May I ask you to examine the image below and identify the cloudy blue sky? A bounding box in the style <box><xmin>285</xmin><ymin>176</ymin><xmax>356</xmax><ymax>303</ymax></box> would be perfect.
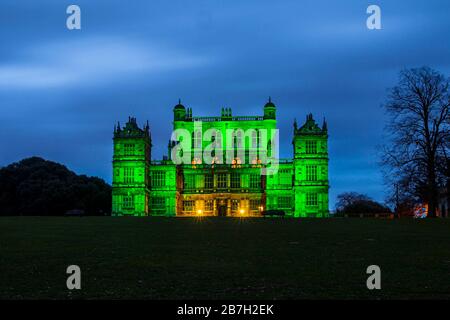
<box><xmin>0</xmin><ymin>0</ymin><xmax>449</xmax><ymax>208</ymax></box>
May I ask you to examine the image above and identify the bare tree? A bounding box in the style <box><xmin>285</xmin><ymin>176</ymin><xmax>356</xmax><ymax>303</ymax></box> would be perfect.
<box><xmin>381</xmin><ymin>67</ymin><xmax>450</xmax><ymax>217</ymax></box>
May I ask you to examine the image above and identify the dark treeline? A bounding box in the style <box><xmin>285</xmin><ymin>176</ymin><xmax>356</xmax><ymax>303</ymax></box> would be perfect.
<box><xmin>335</xmin><ymin>192</ymin><xmax>391</xmax><ymax>217</ymax></box>
<box><xmin>0</xmin><ymin>157</ymin><xmax>111</xmax><ymax>216</ymax></box>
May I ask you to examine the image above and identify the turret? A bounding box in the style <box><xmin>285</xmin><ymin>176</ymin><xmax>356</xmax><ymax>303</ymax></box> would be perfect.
<box><xmin>173</xmin><ymin>99</ymin><xmax>186</xmax><ymax>121</ymax></box>
<box><xmin>322</xmin><ymin>118</ymin><xmax>328</xmax><ymax>132</ymax></box>
<box><xmin>263</xmin><ymin>97</ymin><xmax>276</xmax><ymax>120</ymax></box>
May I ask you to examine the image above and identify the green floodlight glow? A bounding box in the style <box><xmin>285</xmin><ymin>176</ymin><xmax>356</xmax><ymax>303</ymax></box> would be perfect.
<box><xmin>112</xmin><ymin>101</ymin><xmax>329</xmax><ymax>218</ymax></box>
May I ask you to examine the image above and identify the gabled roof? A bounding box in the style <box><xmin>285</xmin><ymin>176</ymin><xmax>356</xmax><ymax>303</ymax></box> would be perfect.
<box><xmin>296</xmin><ymin>113</ymin><xmax>327</xmax><ymax>135</ymax></box>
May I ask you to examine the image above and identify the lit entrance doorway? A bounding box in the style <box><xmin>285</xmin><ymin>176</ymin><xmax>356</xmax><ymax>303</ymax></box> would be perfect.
<box><xmin>218</xmin><ymin>205</ymin><xmax>227</xmax><ymax>217</ymax></box>
<box><xmin>217</xmin><ymin>199</ymin><xmax>228</xmax><ymax>217</ymax></box>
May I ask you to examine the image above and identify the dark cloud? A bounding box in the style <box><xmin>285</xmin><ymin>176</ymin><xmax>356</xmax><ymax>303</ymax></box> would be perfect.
<box><xmin>1</xmin><ymin>0</ymin><xmax>449</xmax><ymax>208</ymax></box>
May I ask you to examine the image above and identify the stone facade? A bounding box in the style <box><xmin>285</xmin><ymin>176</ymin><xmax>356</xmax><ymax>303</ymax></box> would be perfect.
<box><xmin>112</xmin><ymin>99</ymin><xmax>329</xmax><ymax>217</ymax></box>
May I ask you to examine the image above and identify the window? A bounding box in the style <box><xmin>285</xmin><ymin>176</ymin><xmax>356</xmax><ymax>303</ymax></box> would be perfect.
<box><xmin>250</xmin><ymin>199</ymin><xmax>261</xmax><ymax>211</ymax></box>
<box><xmin>217</xmin><ymin>173</ymin><xmax>227</xmax><ymax>188</ymax></box>
<box><xmin>184</xmin><ymin>175</ymin><xmax>195</xmax><ymax>189</ymax></box>
<box><xmin>231</xmin><ymin>199</ymin><xmax>239</xmax><ymax>212</ymax></box>
<box><xmin>151</xmin><ymin>171</ymin><xmax>166</xmax><ymax>187</ymax></box>
<box><xmin>193</xmin><ymin>130</ymin><xmax>202</xmax><ymax>149</ymax></box>
<box><xmin>209</xmin><ymin>131</ymin><xmax>222</xmax><ymax>163</ymax></box>
<box><xmin>151</xmin><ymin>197</ymin><xmax>165</xmax><ymax>206</ymax></box>
<box><xmin>205</xmin><ymin>200</ymin><xmax>214</xmax><ymax>212</ymax></box>
<box><xmin>215</xmin><ymin>131</ymin><xmax>223</xmax><ymax>150</ymax></box>
<box><xmin>251</xmin><ymin>130</ymin><xmax>257</xmax><ymax>148</ymax></box>
<box><xmin>279</xmin><ymin>169</ymin><xmax>292</xmax><ymax>185</ymax></box>
<box><xmin>230</xmin><ymin>173</ymin><xmax>240</xmax><ymax>188</ymax></box>
<box><xmin>124</xmin><ymin>167</ymin><xmax>134</xmax><ymax>183</ymax></box>
<box><xmin>305</xmin><ymin>141</ymin><xmax>317</xmax><ymax>154</ymax></box>
<box><xmin>231</xmin><ymin>130</ymin><xmax>243</xmax><ymax>156</ymax></box>
<box><xmin>123</xmin><ymin>195</ymin><xmax>134</xmax><ymax>209</ymax></box>
<box><xmin>306</xmin><ymin>165</ymin><xmax>317</xmax><ymax>181</ymax></box>
<box><xmin>250</xmin><ymin>173</ymin><xmax>261</xmax><ymax>189</ymax></box>
<box><xmin>205</xmin><ymin>174</ymin><xmax>213</xmax><ymax>189</ymax></box>
<box><xmin>306</xmin><ymin>193</ymin><xmax>318</xmax><ymax>206</ymax></box>
<box><xmin>236</xmin><ymin>130</ymin><xmax>243</xmax><ymax>148</ymax></box>
<box><xmin>183</xmin><ymin>200</ymin><xmax>195</xmax><ymax>212</ymax></box>
<box><xmin>278</xmin><ymin>196</ymin><xmax>292</xmax><ymax>209</ymax></box>
<box><xmin>195</xmin><ymin>174</ymin><xmax>204</xmax><ymax>189</ymax></box>
<box><xmin>151</xmin><ymin>197</ymin><xmax>165</xmax><ymax>214</ymax></box>
<box><xmin>124</xmin><ymin>144</ymin><xmax>135</xmax><ymax>156</ymax></box>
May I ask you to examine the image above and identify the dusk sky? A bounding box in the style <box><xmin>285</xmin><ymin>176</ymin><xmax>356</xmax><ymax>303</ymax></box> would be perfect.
<box><xmin>1</xmin><ymin>0</ymin><xmax>449</xmax><ymax>208</ymax></box>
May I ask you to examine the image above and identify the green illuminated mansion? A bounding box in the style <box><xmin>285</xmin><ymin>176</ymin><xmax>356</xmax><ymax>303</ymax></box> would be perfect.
<box><xmin>112</xmin><ymin>99</ymin><xmax>329</xmax><ymax>217</ymax></box>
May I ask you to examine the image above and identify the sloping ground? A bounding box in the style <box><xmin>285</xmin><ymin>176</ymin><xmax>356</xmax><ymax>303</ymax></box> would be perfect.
<box><xmin>0</xmin><ymin>217</ymin><xmax>449</xmax><ymax>299</ymax></box>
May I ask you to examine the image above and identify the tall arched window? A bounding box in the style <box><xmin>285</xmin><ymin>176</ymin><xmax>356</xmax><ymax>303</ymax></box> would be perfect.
<box><xmin>251</xmin><ymin>130</ymin><xmax>257</xmax><ymax>149</ymax></box>
<box><xmin>237</xmin><ymin>130</ymin><xmax>243</xmax><ymax>148</ymax></box>
<box><xmin>195</xmin><ymin>131</ymin><xmax>202</xmax><ymax>149</ymax></box>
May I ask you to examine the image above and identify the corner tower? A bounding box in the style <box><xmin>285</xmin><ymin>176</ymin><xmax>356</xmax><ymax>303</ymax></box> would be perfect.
<box><xmin>292</xmin><ymin>114</ymin><xmax>329</xmax><ymax>217</ymax></box>
<box><xmin>112</xmin><ymin>117</ymin><xmax>151</xmax><ymax>216</ymax></box>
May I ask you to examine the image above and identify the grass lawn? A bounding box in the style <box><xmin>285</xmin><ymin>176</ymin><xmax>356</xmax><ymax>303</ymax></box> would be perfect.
<box><xmin>0</xmin><ymin>217</ymin><xmax>450</xmax><ymax>299</ymax></box>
